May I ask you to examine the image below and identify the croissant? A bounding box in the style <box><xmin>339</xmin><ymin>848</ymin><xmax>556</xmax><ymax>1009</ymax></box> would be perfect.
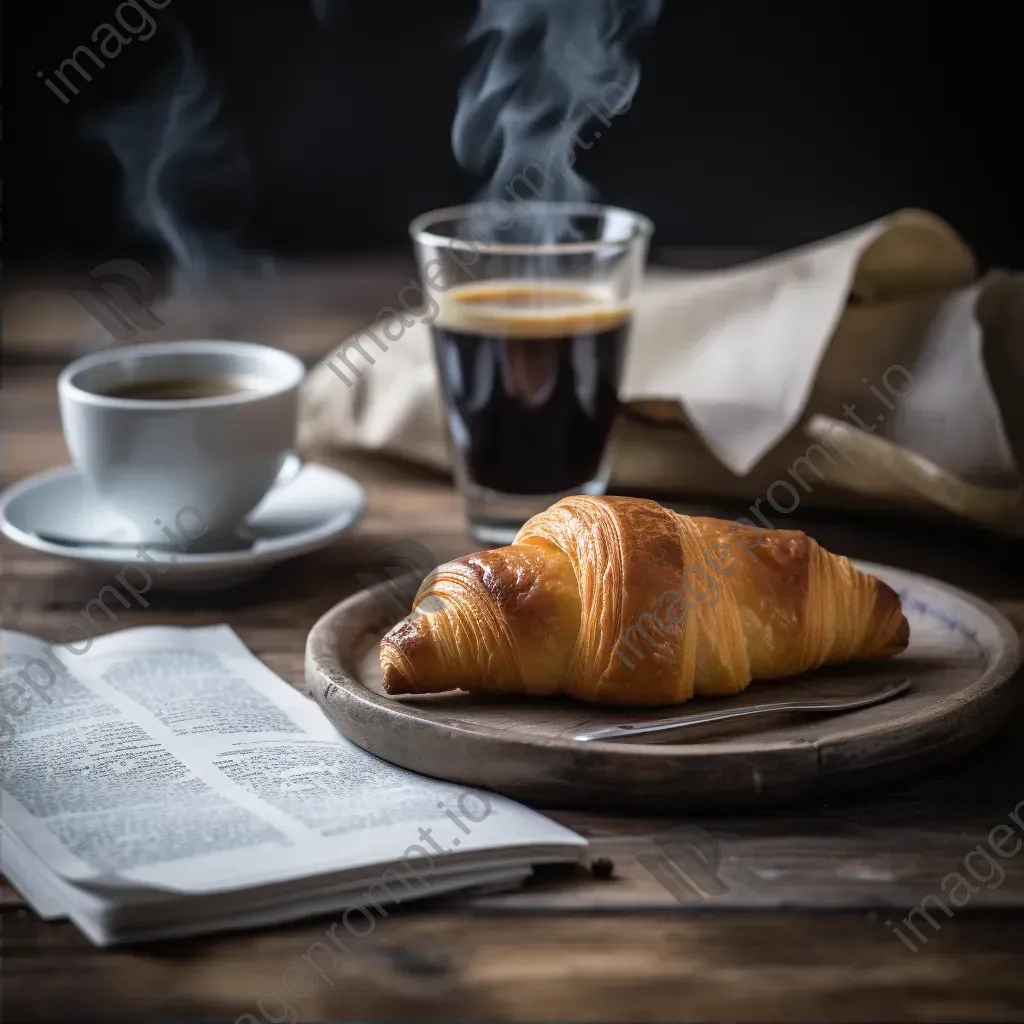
<box><xmin>380</xmin><ymin>495</ymin><xmax>909</xmax><ymax>706</ymax></box>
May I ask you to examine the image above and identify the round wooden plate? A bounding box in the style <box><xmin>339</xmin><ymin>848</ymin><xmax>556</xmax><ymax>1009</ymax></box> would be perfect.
<box><xmin>305</xmin><ymin>562</ymin><xmax>1022</xmax><ymax>811</ymax></box>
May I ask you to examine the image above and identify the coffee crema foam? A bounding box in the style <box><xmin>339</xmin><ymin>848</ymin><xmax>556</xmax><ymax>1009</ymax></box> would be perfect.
<box><xmin>436</xmin><ymin>281</ymin><xmax>631</xmax><ymax>339</ymax></box>
<box><xmin>99</xmin><ymin>376</ymin><xmax>253</xmax><ymax>401</ymax></box>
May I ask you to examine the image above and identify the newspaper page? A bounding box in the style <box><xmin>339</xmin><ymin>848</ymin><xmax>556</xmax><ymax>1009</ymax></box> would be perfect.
<box><xmin>0</xmin><ymin>625</ymin><xmax>585</xmax><ymax>899</ymax></box>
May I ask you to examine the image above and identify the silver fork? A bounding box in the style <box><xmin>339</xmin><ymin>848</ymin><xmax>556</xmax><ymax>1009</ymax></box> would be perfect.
<box><xmin>573</xmin><ymin>679</ymin><xmax>911</xmax><ymax>743</ymax></box>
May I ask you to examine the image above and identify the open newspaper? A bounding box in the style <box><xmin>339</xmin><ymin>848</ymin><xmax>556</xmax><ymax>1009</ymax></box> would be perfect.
<box><xmin>0</xmin><ymin>625</ymin><xmax>586</xmax><ymax>945</ymax></box>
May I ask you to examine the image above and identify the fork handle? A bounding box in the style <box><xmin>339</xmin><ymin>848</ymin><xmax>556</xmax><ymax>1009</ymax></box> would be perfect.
<box><xmin>574</xmin><ymin>700</ymin><xmax>817</xmax><ymax>742</ymax></box>
<box><xmin>573</xmin><ymin>682</ymin><xmax>910</xmax><ymax>743</ymax></box>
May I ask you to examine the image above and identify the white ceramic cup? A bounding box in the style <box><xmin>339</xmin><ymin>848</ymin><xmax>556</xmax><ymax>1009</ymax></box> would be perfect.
<box><xmin>57</xmin><ymin>340</ymin><xmax>305</xmax><ymax>547</ymax></box>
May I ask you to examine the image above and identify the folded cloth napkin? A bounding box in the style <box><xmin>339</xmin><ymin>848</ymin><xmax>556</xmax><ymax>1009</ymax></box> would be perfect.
<box><xmin>299</xmin><ymin>209</ymin><xmax>1024</xmax><ymax>536</ymax></box>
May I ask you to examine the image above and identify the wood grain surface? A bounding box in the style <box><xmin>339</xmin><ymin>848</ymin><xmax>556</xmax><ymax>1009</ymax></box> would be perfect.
<box><xmin>3</xmin><ymin>272</ymin><xmax>1024</xmax><ymax>1023</ymax></box>
<box><xmin>4</xmin><ymin>909</ymin><xmax>1024</xmax><ymax>1023</ymax></box>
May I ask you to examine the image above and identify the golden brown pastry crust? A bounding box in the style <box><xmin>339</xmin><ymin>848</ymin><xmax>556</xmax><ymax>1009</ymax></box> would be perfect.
<box><xmin>380</xmin><ymin>496</ymin><xmax>909</xmax><ymax>706</ymax></box>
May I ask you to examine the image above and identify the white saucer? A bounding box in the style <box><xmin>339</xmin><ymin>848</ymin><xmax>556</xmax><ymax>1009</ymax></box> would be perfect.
<box><xmin>0</xmin><ymin>459</ymin><xmax>365</xmax><ymax>589</ymax></box>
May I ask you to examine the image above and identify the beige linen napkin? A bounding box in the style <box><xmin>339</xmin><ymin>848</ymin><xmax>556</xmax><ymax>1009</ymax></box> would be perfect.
<box><xmin>299</xmin><ymin>209</ymin><xmax>1024</xmax><ymax>535</ymax></box>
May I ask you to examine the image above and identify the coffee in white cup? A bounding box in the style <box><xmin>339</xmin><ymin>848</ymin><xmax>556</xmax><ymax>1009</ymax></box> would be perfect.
<box><xmin>57</xmin><ymin>340</ymin><xmax>305</xmax><ymax>546</ymax></box>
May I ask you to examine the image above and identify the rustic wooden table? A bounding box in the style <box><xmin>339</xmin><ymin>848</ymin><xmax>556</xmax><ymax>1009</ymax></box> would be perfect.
<box><xmin>3</xmin><ymin>278</ymin><xmax>1024</xmax><ymax>1022</ymax></box>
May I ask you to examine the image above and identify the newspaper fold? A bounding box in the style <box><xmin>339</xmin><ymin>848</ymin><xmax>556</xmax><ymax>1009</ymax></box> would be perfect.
<box><xmin>0</xmin><ymin>625</ymin><xmax>585</xmax><ymax>945</ymax></box>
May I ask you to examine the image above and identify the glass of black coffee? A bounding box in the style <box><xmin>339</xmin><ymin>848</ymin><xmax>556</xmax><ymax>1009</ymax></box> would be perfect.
<box><xmin>411</xmin><ymin>202</ymin><xmax>652</xmax><ymax>544</ymax></box>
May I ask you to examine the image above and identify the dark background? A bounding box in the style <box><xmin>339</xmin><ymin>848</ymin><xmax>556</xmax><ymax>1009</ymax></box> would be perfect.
<box><xmin>6</xmin><ymin>0</ymin><xmax>1020</xmax><ymax>274</ymax></box>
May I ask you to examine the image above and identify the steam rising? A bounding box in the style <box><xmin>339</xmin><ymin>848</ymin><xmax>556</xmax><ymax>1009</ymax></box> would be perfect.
<box><xmin>309</xmin><ymin>0</ymin><xmax>336</xmax><ymax>26</ymax></box>
<box><xmin>453</xmin><ymin>0</ymin><xmax>660</xmax><ymax>216</ymax></box>
<box><xmin>92</xmin><ymin>30</ymin><xmax>264</xmax><ymax>287</ymax></box>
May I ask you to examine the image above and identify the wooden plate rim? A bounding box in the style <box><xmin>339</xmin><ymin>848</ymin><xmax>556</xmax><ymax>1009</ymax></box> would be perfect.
<box><xmin>305</xmin><ymin>561</ymin><xmax>1022</xmax><ymax>771</ymax></box>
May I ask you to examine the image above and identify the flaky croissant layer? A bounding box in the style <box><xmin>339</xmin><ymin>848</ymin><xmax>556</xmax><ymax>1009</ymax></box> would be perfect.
<box><xmin>380</xmin><ymin>496</ymin><xmax>909</xmax><ymax>706</ymax></box>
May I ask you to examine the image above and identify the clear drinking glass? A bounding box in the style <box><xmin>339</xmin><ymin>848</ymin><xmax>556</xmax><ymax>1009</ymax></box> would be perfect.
<box><xmin>410</xmin><ymin>201</ymin><xmax>652</xmax><ymax>545</ymax></box>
